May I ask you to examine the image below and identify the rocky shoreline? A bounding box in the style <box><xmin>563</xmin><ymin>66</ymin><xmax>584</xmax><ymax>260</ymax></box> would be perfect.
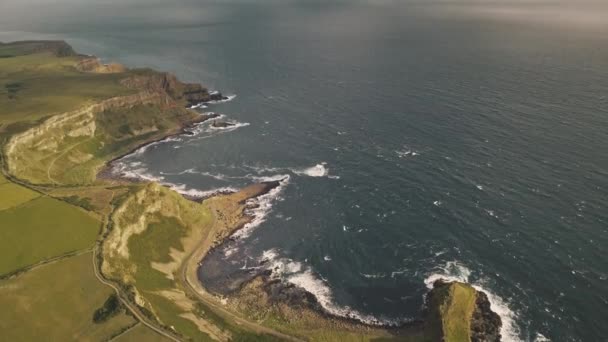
<box><xmin>74</xmin><ymin>44</ymin><xmax>505</xmax><ymax>341</ymax></box>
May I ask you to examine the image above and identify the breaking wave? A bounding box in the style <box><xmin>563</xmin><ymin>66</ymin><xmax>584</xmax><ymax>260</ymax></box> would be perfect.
<box><xmin>292</xmin><ymin>162</ymin><xmax>329</xmax><ymax>177</ymax></box>
<box><xmin>259</xmin><ymin>249</ymin><xmax>409</xmax><ymax>326</ymax></box>
<box><xmin>232</xmin><ymin>175</ymin><xmax>290</xmax><ymax>239</ymax></box>
<box><xmin>244</xmin><ymin>162</ymin><xmax>338</xmax><ymax>179</ymax></box>
<box><xmin>110</xmin><ymin>162</ymin><xmax>238</xmax><ymax>199</ymax></box>
<box><xmin>205</xmin><ymin>94</ymin><xmax>237</xmax><ymax>104</ymax></box>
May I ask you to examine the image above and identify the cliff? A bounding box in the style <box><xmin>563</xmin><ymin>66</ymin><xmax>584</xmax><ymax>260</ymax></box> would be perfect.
<box><xmin>0</xmin><ymin>40</ymin><xmax>76</xmax><ymax>57</ymax></box>
<box><xmin>121</xmin><ymin>71</ymin><xmax>226</xmax><ymax>107</ymax></box>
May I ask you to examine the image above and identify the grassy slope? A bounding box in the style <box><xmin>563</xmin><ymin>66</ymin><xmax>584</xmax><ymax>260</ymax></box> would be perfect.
<box><xmin>0</xmin><ymin>252</ymin><xmax>137</xmax><ymax>341</ymax></box>
<box><xmin>103</xmin><ymin>184</ymin><xmax>222</xmax><ymax>341</ymax></box>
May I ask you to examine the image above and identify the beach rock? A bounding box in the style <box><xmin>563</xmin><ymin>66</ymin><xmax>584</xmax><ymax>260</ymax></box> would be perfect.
<box><xmin>471</xmin><ymin>291</ymin><xmax>502</xmax><ymax>342</ymax></box>
<box><xmin>211</xmin><ymin>120</ymin><xmax>236</xmax><ymax>128</ymax></box>
<box><xmin>120</xmin><ymin>72</ymin><xmax>218</xmax><ymax>107</ymax></box>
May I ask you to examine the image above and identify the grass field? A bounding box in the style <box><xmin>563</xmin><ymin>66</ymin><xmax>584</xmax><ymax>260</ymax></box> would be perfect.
<box><xmin>0</xmin><ymin>252</ymin><xmax>137</xmax><ymax>341</ymax></box>
<box><xmin>0</xmin><ymin>52</ymin><xmax>129</xmax><ymax>127</ymax></box>
<box><xmin>0</xmin><ymin>181</ymin><xmax>40</xmax><ymax>210</ymax></box>
<box><xmin>0</xmin><ymin>196</ymin><xmax>100</xmax><ymax>275</ymax></box>
<box><xmin>441</xmin><ymin>283</ymin><xmax>477</xmax><ymax>341</ymax></box>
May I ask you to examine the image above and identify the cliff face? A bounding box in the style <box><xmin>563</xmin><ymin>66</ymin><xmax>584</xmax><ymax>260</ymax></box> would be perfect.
<box><xmin>121</xmin><ymin>72</ymin><xmax>225</xmax><ymax>107</ymax></box>
<box><xmin>5</xmin><ymin>91</ymin><xmax>173</xmax><ymax>184</ymax></box>
<box><xmin>425</xmin><ymin>280</ymin><xmax>502</xmax><ymax>342</ymax></box>
<box><xmin>470</xmin><ymin>291</ymin><xmax>502</xmax><ymax>342</ymax></box>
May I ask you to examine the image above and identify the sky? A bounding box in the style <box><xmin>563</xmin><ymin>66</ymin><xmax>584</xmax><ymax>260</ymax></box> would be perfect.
<box><xmin>1</xmin><ymin>0</ymin><xmax>607</xmax><ymax>35</ymax></box>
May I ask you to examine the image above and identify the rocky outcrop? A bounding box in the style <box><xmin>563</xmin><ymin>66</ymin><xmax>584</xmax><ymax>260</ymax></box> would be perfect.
<box><xmin>211</xmin><ymin>120</ymin><xmax>236</xmax><ymax>128</ymax></box>
<box><xmin>471</xmin><ymin>291</ymin><xmax>502</xmax><ymax>342</ymax></box>
<box><xmin>120</xmin><ymin>72</ymin><xmax>226</xmax><ymax>107</ymax></box>
<box><xmin>75</xmin><ymin>58</ymin><xmax>127</xmax><ymax>73</ymax></box>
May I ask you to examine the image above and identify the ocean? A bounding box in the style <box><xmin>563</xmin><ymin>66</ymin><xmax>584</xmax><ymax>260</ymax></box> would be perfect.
<box><xmin>2</xmin><ymin>1</ymin><xmax>607</xmax><ymax>340</ymax></box>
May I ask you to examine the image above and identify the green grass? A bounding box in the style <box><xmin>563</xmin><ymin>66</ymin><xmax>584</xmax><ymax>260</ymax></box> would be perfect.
<box><xmin>441</xmin><ymin>283</ymin><xmax>477</xmax><ymax>342</ymax></box>
<box><xmin>129</xmin><ymin>216</ymin><xmax>188</xmax><ymax>290</ymax></box>
<box><xmin>0</xmin><ymin>52</ymin><xmax>130</xmax><ymax>126</ymax></box>
<box><xmin>0</xmin><ymin>252</ymin><xmax>137</xmax><ymax>341</ymax></box>
<box><xmin>0</xmin><ymin>196</ymin><xmax>100</xmax><ymax>275</ymax></box>
<box><xmin>147</xmin><ymin>294</ymin><xmax>214</xmax><ymax>342</ymax></box>
<box><xmin>426</xmin><ymin>282</ymin><xmax>477</xmax><ymax>342</ymax></box>
<box><xmin>0</xmin><ymin>181</ymin><xmax>40</xmax><ymax>210</ymax></box>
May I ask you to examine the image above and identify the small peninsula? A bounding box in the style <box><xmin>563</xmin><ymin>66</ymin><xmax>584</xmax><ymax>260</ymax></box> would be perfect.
<box><xmin>0</xmin><ymin>41</ymin><xmax>501</xmax><ymax>341</ymax></box>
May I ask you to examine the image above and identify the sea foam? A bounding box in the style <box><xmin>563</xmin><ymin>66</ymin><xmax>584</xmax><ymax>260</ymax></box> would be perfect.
<box><xmin>259</xmin><ymin>249</ymin><xmax>408</xmax><ymax>326</ymax></box>
<box><xmin>293</xmin><ymin>163</ymin><xmax>329</xmax><ymax>177</ymax></box>
<box><xmin>232</xmin><ymin>174</ymin><xmax>290</xmax><ymax>239</ymax></box>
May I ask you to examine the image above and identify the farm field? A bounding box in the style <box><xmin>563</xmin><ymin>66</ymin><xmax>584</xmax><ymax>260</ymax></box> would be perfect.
<box><xmin>0</xmin><ymin>195</ymin><xmax>100</xmax><ymax>275</ymax></box>
<box><xmin>0</xmin><ymin>181</ymin><xmax>40</xmax><ymax>210</ymax></box>
<box><xmin>0</xmin><ymin>252</ymin><xmax>137</xmax><ymax>341</ymax></box>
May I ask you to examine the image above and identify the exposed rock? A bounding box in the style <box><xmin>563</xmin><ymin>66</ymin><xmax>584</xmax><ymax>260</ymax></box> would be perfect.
<box><xmin>211</xmin><ymin>120</ymin><xmax>236</xmax><ymax>128</ymax></box>
<box><xmin>75</xmin><ymin>58</ymin><xmax>127</xmax><ymax>73</ymax></box>
<box><xmin>471</xmin><ymin>291</ymin><xmax>502</xmax><ymax>342</ymax></box>
<box><xmin>120</xmin><ymin>72</ymin><xmax>222</xmax><ymax>107</ymax></box>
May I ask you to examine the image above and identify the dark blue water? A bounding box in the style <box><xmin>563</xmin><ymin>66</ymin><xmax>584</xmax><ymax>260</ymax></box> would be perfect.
<box><xmin>2</xmin><ymin>1</ymin><xmax>608</xmax><ymax>340</ymax></box>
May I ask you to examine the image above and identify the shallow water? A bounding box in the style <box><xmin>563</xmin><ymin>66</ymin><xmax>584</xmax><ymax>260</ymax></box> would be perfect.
<box><xmin>2</xmin><ymin>1</ymin><xmax>608</xmax><ymax>340</ymax></box>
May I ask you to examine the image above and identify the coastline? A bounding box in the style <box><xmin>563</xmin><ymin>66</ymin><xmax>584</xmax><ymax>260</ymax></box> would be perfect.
<box><xmin>1</xmin><ymin>40</ymin><xmax>505</xmax><ymax>341</ymax></box>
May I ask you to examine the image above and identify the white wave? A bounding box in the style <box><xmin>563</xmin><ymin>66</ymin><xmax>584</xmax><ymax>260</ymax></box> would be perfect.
<box><xmin>360</xmin><ymin>272</ymin><xmax>386</xmax><ymax>279</ymax></box>
<box><xmin>424</xmin><ymin>261</ymin><xmax>521</xmax><ymax>342</ymax></box>
<box><xmin>223</xmin><ymin>245</ymin><xmax>239</xmax><ymax>258</ymax></box>
<box><xmin>293</xmin><ymin>162</ymin><xmax>329</xmax><ymax>177</ymax></box>
<box><xmin>433</xmin><ymin>200</ymin><xmax>442</xmax><ymax>206</ymax></box>
<box><xmin>477</xmin><ymin>184</ymin><xmax>484</xmax><ymax>190</ymax></box>
<box><xmin>168</xmin><ymin>184</ymin><xmax>238</xmax><ymax>198</ymax></box>
<box><xmin>231</xmin><ymin>175</ymin><xmax>290</xmax><ymax>239</ymax></box>
<box><xmin>119</xmin><ymin>135</ymin><xmax>181</xmax><ymax>160</ymax></box>
<box><xmin>189</xmin><ymin>103</ymin><xmax>208</xmax><ymax>109</ymax></box>
<box><xmin>534</xmin><ymin>333</ymin><xmax>551</xmax><ymax>342</ymax></box>
<box><xmin>208</xmin><ymin>121</ymin><xmax>250</xmax><ymax>131</ymax></box>
<box><xmin>259</xmin><ymin>249</ymin><xmax>407</xmax><ymax>326</ymax></box>
<box><xmin>205</xmin><ymin>94</ymin><xmax>237</xmax><ymax>104</ymax></box>
<box><xmin>117</xmin><ymin>167</ymin><xmax>164</xmax><ymax>182</ymax></box>
<box><xmin>396</xmin><ymin>149</ymin><xmax>419</xmax><ymax>158</ymax></box>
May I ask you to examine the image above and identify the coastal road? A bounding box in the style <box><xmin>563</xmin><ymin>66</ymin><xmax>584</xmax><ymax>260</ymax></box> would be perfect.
<box><xmin>179</xmin><ymin>205</ymin><xmax>304</xmax><ymax>342</ymax></box>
